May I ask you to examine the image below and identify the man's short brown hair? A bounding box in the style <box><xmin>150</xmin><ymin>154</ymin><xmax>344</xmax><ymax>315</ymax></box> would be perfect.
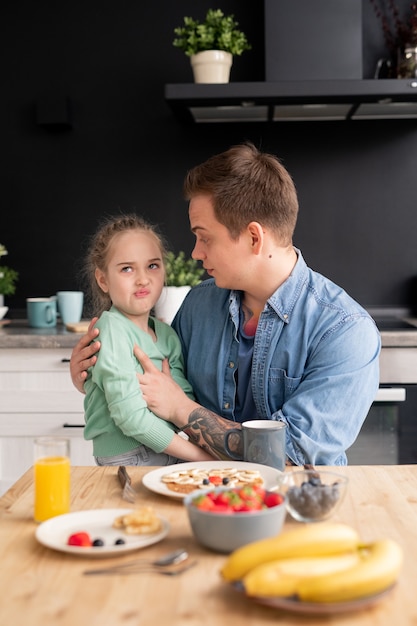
<box><xmin>183</xmin><ymin>142</ymin><xmax>299</xmax><ymax>244</ymax></box>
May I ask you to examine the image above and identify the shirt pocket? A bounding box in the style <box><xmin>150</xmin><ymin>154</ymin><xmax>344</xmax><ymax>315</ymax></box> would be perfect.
<box><xmin>268</xmin><ymin>368</ymin><xmax>302</xmax><ymax>406</ymax></box>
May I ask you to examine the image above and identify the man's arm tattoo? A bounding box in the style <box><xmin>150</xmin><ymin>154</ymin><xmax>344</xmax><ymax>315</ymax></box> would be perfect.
<box><xmin>180</xmin><ymin>408</ymin><xmax>243</xmax><ymax>460</ymax></box>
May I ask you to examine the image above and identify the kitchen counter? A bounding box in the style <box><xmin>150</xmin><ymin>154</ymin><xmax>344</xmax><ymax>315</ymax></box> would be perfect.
<box><xmin>1</xmin><ymin>464</ymin><xmax>416</xmax><ymax>626</ymax></box>
<box><xmin>0</xmin><ymin>319</ymin><xmax>86</xmax><ymax>349</ymax></box>
<box><xmin>1</xmin><ymin>316</ymin><xmax>417</xmax><ymax>349</ymax></box>
<box><xmin>379</xmin><ymin>325</ymin><xmax>417</xmax><ymax>347</ymax></box>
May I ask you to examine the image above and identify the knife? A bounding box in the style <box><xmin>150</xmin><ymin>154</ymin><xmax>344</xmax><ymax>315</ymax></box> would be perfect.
<box><xmin>117</xmin><ymin>466</ymin><xmax>136</xmax><ymax>503</ymax></box>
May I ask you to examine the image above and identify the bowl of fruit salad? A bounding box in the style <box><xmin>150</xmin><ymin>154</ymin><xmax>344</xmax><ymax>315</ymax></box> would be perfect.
<box><xmin>279</xmin><ymin>469</ymin><xmax>348</xmax><ymax>523</ymax></box>
<box><xmin>184</xmin><ymin>485</ymin><xmax>286</xmax><ymax>553</ymax></box>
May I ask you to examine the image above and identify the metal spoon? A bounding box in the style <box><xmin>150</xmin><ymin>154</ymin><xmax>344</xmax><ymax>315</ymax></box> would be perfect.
<box><xmin>83</xmin><ymin>548</ymin><xmax>189</xmax><ymax>576</ymax></box>
<box><xmin>151</xmin><ymin>548</ymin><xmax>189</xmax><ymax>566</ymax></box>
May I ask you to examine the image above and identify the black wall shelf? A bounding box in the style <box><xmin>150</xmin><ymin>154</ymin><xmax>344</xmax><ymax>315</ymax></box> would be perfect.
<box><xmin>165</xmin><ymin>79</ymin><xmax>417</xmax><ymax>123</ymax></box>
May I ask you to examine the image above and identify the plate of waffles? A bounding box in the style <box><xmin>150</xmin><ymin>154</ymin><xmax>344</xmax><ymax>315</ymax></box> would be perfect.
<box><xmin>142</xmin><ymin>461</ymin><xmax>283</xmax><ymax>500</ymax></box>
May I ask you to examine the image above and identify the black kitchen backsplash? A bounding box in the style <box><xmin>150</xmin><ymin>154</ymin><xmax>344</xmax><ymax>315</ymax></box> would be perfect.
<box><xmin>2</xmin><ymin>0</ymin><xmax>417</xmax><ymax>311</ymax></box>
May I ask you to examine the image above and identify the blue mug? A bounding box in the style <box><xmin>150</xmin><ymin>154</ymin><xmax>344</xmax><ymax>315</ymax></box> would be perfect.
<box><xmin>27</xmin><ymin>298</ymin><xmax>57</xmax><ymax>328</ymax></box>
<box><xmin>57</xmin><ymin>291</ymin><xmax>84</xmax><ymax>325</ymax></box>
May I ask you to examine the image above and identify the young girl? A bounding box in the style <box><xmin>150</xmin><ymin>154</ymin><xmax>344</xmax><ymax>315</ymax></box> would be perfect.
<box><xmin>82</xmin><ymin>213</ymin><xmax>214</xmax><ymax>466</ymax></box>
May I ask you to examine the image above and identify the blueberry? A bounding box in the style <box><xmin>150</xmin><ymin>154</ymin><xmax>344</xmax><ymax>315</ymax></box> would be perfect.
<box><xmin>92</xmin><ymin>538</ymin><xmax>104</xmax><ymax>547</ymax></box>
<box><xmin>222</xmin><ymin>477</ymin><xmax>230</xmax><ymax>485</ymax></box>
<box><xmin>202</xmin><ymin>478</ymin><xmax>210</xmax><ymax>485</ymax></box>
<box><xmin>115</xmin><ymin>538</ymin><xmax>125</xmax><ymax>545</ymax></box>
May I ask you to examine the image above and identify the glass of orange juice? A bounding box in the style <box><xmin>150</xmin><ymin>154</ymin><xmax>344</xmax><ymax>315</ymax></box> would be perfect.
<box><xmin>34</xmin><ymin>437</ymin><xmax>70</xmax><ymax>523</ymax></box>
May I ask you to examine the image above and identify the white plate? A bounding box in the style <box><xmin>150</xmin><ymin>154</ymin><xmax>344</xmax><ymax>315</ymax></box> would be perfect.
<box><xmin>231</xmin><ymin>582</ymin><xmax>395</xmax><ymax>614</ymax></box>
<box><xmin>35</xmin><ymin>508</ymin><xmax>169</xmax><ymax>558</ymax></box>
<box><xmin>142</xmin><ymin>461</ymin><xmax>283</xmax><ymax>500</ymax></box>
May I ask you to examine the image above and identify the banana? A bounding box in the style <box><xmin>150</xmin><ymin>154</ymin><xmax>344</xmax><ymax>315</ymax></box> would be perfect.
<box><xmin>297</xmin><ymin>538</ymin><xmax>403</xmax><ymax>603</ymax></box>
<box><xmin>243</xmin><ymin>552</ymin><xmax>361</xmax><ymax>597</ymax></box>
<box><xmin>220</xmin><ymin>522</ymin><xmax>360</xmax><ymax>582</ymax></box>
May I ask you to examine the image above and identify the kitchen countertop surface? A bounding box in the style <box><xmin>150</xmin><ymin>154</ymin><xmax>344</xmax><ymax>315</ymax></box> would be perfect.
<box><xmin>0</xmin><ymin>319</ymin><xmax>87</xmax><ymax>349</ymax></box>
<box><xmin>1</xmin><ymin>315</ymin><xmax>417</xmax><ymax>349</ymax></box>
<box><xmin>1</xmin><ymin>464</ymin><xmax>416</xmax><ymax>626</ymax></box>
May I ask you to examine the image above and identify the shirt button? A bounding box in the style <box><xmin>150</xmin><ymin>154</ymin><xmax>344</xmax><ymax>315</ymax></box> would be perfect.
<box><xmin>224</xmin><ymin>402</ymin><xmax>230</xmax><ymax>409</ymax></box>
<box><xmin>229</xmin><ymin>362</ymin><xmax>235</xmax><ymax>368</ymax></box>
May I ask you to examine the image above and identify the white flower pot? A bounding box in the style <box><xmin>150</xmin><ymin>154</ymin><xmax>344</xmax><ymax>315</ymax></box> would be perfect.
<box><xmin>154</xmin><ymin>286</ymin><xmax>191</xmax><ymax>325</ymax></box>
<box><xmin>190</xmin><ymin>50</ymin><xmax>233</xmax><ymax>84</ymax></box>
<box><xmin>0</xmin><ymin>295</ymin><xmax>8</xmax><ymax>321</ymax></box>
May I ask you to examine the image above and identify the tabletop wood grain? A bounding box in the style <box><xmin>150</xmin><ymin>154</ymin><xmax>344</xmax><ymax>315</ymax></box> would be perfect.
<box><xmin>1</xmin><ymin>464</ymin><xmax>416</xmax><ymax>626</ymax></box>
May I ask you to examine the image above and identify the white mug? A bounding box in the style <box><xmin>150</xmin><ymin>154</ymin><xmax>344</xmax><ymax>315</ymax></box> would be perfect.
<box><xmin>57</xmin><ymin>291</ymin><xmax>84</xmax><ymax>325</ymax></box>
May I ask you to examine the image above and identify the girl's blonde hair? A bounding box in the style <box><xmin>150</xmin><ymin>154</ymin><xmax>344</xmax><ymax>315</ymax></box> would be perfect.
<box><xmin>83</xmin><ymin>213</ymin><xmax>167</xmax><ymax>317</ymax></box>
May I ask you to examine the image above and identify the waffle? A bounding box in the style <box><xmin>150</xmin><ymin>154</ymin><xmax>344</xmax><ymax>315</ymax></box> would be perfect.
<box><xmin>113</xmin><ymin>506</ymin><xmax>162</xmax><ymax>534</ymax></box>
<box><xmin>161</xmin><ymin>467</ymin><xmax>263</xmax><ymax>494</ymax></box>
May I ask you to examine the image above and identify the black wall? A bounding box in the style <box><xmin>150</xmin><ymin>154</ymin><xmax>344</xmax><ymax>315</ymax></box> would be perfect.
<box><xmin>2</xmin><ymin>0</ymin><xmax>417</xmax><ymax>312</ymax></box>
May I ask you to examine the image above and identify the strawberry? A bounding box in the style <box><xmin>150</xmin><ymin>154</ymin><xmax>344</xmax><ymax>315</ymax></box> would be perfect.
<box><xmin>193</xmin><ymin>494</ymin><xmax>216</xmax><ymax>511</ymax></box>
<box><xmin>212</xmin><ymin>492</ymin><xmax>231</xmax><ymax>506</ymax></box>
<box><xmin>239</xmin><ymin>485</ymin><xmax>261</xmax><ymax>501</ymax></box>
<box><xmin>263</xmin><ymin>492</ymin><xmax>284</xmax><ymax>508</ymax></box>
<box><xmin>67</xmin><ymin>531</ymin><xmax>92</xmax><ymax>547</ymax></box>
<box><xmin>208</xmin><ymin>475</ymin><xmax>223</xmax><ymax>486</ymax></box>
<box><xmin>234</xmin><ymin>498</ymin><xmax>263</xmax><ymax>511</ymax></box>
<box><xmin>212</xmin><ymin>503</ymin><xmax>234</xmax><ymax>513</ymax></box>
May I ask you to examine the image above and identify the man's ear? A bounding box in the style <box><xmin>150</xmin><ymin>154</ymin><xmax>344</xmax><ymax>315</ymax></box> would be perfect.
<box><xmin>247</xmin><ymin>221</ymin><xmax>264</xmax><ymax>254</ymax></box>
<box><xmin>95</xmin><ymin>268</ymin><xmax>108</xmax><ymax>293</ymax></box>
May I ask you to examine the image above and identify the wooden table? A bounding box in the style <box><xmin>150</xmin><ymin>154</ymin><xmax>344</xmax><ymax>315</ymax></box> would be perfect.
<box><xmin>1</xmin><ymin>465</ymin><xmax>416</xmax><ymax>626</ymax></box>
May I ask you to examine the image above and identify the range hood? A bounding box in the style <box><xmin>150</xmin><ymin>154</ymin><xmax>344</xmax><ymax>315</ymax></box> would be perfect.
<box><xmin>164</xmin><ymin>79</ymin><xmax>417</xmax><ymax>123</ymax></box>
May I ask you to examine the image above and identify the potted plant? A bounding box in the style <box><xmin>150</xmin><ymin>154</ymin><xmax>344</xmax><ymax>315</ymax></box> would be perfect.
<box><xmin>173</xmin><ymin>8</ymin><xmax>251</xmax><ymax>83</ymax></box>
<box><xmin>0</xmin><ymin>243</ymin><xmax>19</xmax><ymax>307</ymax></box>
<box><xmin>154</xmin><ymin>251</ymin><xmax>205</xmax><ymax>324</ymax></box>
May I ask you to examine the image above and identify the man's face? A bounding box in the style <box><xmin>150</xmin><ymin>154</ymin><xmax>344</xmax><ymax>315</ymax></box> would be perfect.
<box><xmin>189</xmin><ymin>195</ymin><xmax>251</xmax><ymax>290</ymax></box>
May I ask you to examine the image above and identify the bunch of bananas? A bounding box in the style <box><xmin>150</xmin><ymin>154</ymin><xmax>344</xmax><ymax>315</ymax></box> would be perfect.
<box><xmin>220</xmin><ymin>522</ymin><xmax>403</xmax><ymax>603</ymax></box>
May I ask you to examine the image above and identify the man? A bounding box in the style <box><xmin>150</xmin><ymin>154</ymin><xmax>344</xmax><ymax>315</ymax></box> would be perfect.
<box><xmin>71</xmin><ymin>142</ymin><xmax>380</xmax><ymax>465</ymax></box>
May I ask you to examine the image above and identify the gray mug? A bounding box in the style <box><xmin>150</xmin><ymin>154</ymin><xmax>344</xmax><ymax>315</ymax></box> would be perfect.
<box><xmin>224</xmin><ymin>420</ymin><xmax>287</xmax><ymax>471</ymax></box>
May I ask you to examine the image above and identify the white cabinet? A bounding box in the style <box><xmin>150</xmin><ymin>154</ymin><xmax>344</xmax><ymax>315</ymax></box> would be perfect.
<box><xmin>0</xmin><ymin>349</ymin><xmax>95</xmax><ymax>495</ymax></box>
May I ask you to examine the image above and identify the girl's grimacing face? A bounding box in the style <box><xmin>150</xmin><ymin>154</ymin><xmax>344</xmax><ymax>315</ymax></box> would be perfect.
<box><xmin>95</xmin><ymin>229</ymin><xmax>165</xmax><ymax>323</ymax></box>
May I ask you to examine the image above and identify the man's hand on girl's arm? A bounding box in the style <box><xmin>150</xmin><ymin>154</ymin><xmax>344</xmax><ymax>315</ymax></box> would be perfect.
<box><xmin>134</xmin><ymin>344</ymin><xmax>197</xmax><ymax>425</ymax></box>
<box><xmin>70</xmin><ymin>317</ymin><xmax>100</xmax><ymax>393</ymax></box>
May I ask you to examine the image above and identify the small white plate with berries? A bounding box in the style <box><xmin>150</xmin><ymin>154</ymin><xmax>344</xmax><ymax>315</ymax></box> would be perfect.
<box><xmin>35</xmin><ymin>508</ymin><xmax>169</xmax><ymax>557</ymax></box>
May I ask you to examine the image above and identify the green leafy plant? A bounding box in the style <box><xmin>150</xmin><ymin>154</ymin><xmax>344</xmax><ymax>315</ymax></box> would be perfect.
<box><xmin>164</xmin><ymin>251</ymin><xmax>205</xmax><ymax>287</ymax></box>
<box><xmin>173</xmin><ymin>8</ymin><xmax>251</xmax><ymax>57</ymax></box>
<box><xmin>0</xmin><ymin>244</ymin><xmax>19</xmax><ymax>296</ymax></box>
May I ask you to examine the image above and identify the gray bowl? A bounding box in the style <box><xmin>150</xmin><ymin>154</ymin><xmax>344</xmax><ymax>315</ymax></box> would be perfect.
<box><xmin>184</xmin><ymin>487</ymin><xmax>287</xmax><ymax>553</ymax></box>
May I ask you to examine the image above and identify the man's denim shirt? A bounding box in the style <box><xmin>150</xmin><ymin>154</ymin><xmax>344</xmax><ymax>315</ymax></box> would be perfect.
<box><xmin>172</xmin><ymin>250</ymin><xmax>381</xmax><ymax>466</ymax></box>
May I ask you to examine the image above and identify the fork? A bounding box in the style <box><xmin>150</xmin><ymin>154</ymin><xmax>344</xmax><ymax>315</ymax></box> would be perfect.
<box><xmin>117</xmin><ymin>466</ymin><xmax>136</xmax><ymax>503</ymax></box>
